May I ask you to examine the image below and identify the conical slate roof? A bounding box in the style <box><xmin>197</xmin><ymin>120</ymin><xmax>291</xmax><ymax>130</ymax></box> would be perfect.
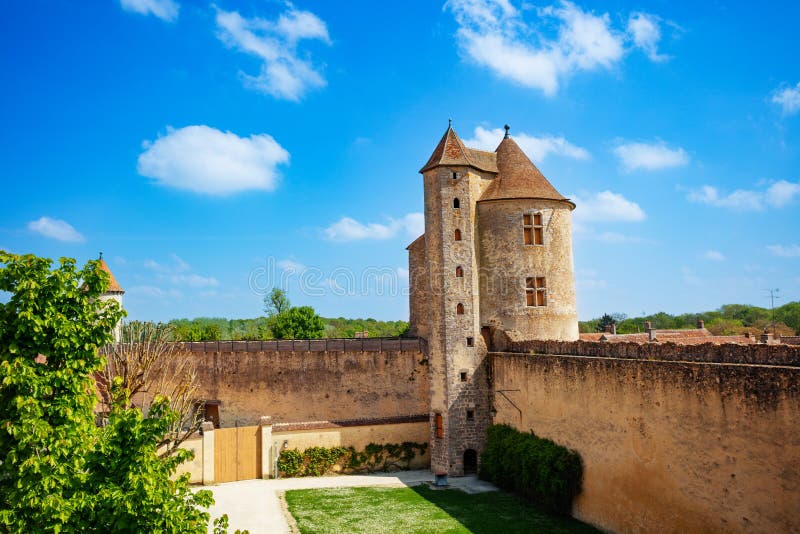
<box><xmin>478</xmin><ymin>136</ymin><xmax>573</xmax><ymax>208</ymax></box>
<box><xmin>419</xmin><ymin>126</ymin><xmax>498</xmax><ymax>173</ymax></box>
<box><xmin>99</xmin><ymin>258</ymin><xmax>124</xmax><ymax>294</ymax></box>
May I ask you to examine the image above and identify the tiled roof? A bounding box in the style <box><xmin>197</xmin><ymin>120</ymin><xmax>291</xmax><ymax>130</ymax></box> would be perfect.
<box><xmin>479</xmin><ymin>136</ymin><xmax>572</xmax><ymax>205</ymax></box>
<box><xmin>419</xmin><ymin>127</ymin><xmax>498</xmax><ymax>173</ymax></box>
<box><xmin>99</xmin><ymin>258</ymin><xmax>124</xmax><ymax>293</ymax></box>
<box><xmin>406</xmin><ymin>234</ymin><xmax>425</xmax><ymax>251</ymax></box>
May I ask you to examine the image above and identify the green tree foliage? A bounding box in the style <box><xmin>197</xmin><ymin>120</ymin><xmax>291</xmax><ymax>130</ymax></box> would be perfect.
<box><xmin>263</xmin><ymin>288</ymin><xmax>290</xmax><ymax>317</ymax></box>
<box><xmin>167</xmin><ymin>316</ymin><xmax>410</xmax><ymax>341</ymax></box>
<box><xmin>579</xmin><ymin>301</ymin><xmax>800</xmax><ymax>336</ymax></box>
<box><xmin>594</xmin><ymin>314</ymin><xmax>616</xmax><ymax>333</ymax></box>
<box><xmin>0</xmin><ymin>252</ymin><xmax>215</xmax><ymax>532</ymax></box>
<box><xmin>480</xmin><ymin>424</ymin><xmax>583</xmax><ymax>515</ymax></box>
<box><xmin>272</xmin><ymin>306</ymin><xmax>326</xmax><ymax>339</ymax></box>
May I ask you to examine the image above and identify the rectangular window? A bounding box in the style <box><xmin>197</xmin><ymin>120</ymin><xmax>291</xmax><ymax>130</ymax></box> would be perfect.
<box><xmin>435</xmin><ymin>413</ymin><xmax>443</xmax><ymax>439</ymax></box>
<box><xmin>466</xmin><ymin>410</ymin><xmax>474</xmax><ymax>422</ymax></box>
<box><xmin>466</xmin><ymin>337</ymin><xmax>474</xmax><ymax>347</ymax></box>
<box><xmin>525</xmin><ymin>277</ymin><xmax>547</xmax><ymax>307</ymax></box>
<box><xmin>523</xmin><ymin>212</ymin><xmax>544</xmax><ymax>245</ymax></box>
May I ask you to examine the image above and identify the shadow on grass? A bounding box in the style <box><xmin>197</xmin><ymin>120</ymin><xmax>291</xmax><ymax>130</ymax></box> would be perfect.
<box><xmin>410</xmin><ymin>485</ymin><xmax>599</xmax><ymax>534</ymax></box>
<box><xmin>284</xmin><ymin>484</ymin><xmax>599</xmax><ymax>534</ymax></box>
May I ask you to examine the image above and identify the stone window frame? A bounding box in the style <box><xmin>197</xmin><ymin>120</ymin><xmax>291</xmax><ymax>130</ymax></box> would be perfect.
<box><xmin>466</xmin><ymin>336</ymin><xmax>475</xmax><ymax>347</ymax></box>
<box><xmin>525</xmin><ymin>276</ymin><xmax>547</xmax><ymax>307</ymax></box>
<box><xmin>456</xmin><ymin>303</ymin><xmax>465</xmax><ymax>315</ymax></box>
<box><xmin>453</xmin><ymin>197</ymin><xmax>460</xmax><ymax>209</ymax></box>
<box><xmin>435</xmin><ymin>413</ymin><xmax>443</xmax><ymax>439</ymax></box>
<box><xmin>523</xmin><ymin>211</ymin><xmax>544</xmax><ymax>246</ymax></box>
<box><xmin>455</xmin><ymin>265</ymin><xmax>464</xmax><ymax>278</ymax></box>
<box><xmin>454</xmin><ymin>228</ymin><xmax>462</xmax><ymax>241</ymax></box>
<box><xmin>466</xmin><ymin>409</ymin><xmax>475</xmax><ymax>422</ymax></box>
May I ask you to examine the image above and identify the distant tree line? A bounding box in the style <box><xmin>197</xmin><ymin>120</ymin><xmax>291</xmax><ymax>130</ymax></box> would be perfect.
<box><xmin>580</xmin><ymin>301</ymin><xmax>800</xmax><ymax>336</ymax></box>
<box><xmin>168</xmin><ymin>288</ymin><xmax>410</xmax><ymax>341</ymax></box>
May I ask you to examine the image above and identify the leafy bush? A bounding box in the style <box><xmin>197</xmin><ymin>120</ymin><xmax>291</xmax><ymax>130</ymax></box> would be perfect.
<box><xmin>278</xmin><ymin>442</ymin><xmax>427</xmax><ymax>477</ymax></box>
<box><xmin>480</xmin><ymin>424</ymin><xmax>582</xmax><ymax>515</ymax></box>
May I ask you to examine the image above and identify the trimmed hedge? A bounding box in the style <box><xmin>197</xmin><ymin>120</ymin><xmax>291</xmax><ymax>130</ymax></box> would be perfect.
<box><xmin>479</xmin><ymin>424</ymin><xmax>583</xmax><ymax>515</ymax></box>
<box><xmin>277</xmin><ymin>442</ymin><xmax>428</xmax><ymax>477</ymax></box>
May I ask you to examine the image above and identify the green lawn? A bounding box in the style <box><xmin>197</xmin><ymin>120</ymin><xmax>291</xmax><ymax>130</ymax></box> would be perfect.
<box><xmin>284</xmin><ymin>485</ymin><xmax>599</xmax><ymax>534</ymax></box>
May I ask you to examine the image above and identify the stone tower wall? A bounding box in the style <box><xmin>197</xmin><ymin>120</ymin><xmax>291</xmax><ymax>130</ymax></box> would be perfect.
<box><xmin>423</xmin><ymin>165</ymin><xmax>494</xmax><ymax>475</ymax></box>
<box><xmin>477</xmin><ymin>198</ymin><xmax>578</xmax><ymax>341</ymax></box>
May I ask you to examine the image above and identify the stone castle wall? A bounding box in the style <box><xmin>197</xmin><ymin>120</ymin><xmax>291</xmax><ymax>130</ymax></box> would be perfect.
<box><xmin>491</xmin><ymin>350</ymin><xmax>800</xmax><ymax>533</ymax></box>
<box><xmin>477</xmin><ymin>198</ymin><xmax>578</xmax><ymax>340</ymax></box>
<box><xmin>183</xmin><ymin>342</ymin><xmax>429</xmax><ymax>428</ymax></box>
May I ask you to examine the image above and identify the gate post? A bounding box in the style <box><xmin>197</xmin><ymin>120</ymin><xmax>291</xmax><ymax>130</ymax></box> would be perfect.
<box><xmin>259</xmin><ymin>416</ymin><xmax>273</xmax><ymax>479</ymax></box>
<box><xmin>201</xmin><ymin>421</ymin><xmax>215</xmax><ymax>485</ymax></box>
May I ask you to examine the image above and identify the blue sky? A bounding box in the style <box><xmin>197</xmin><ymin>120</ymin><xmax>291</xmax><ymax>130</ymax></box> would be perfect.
<box><xmin>2</xmin><ymin>0</ymin><xmax>799</xmax><ymax>322</ymax></box>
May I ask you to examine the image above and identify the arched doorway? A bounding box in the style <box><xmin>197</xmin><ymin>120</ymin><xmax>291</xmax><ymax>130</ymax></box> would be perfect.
<box><xmin>463</xmin><ymin>449</ymin><xmax>478</xmax><ymax>474</ymax></box>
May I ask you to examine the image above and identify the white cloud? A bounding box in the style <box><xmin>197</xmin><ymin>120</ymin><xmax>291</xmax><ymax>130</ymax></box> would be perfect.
<box><xmin>324</xmin><ymin>213</ymin><xmax>424</xmax><ymax>242</ymax></box>
<box><xmin>703</xmin><ymin>250</ymin><xmax>725</xmax><ymax>261</ymax></box>
<box><xmin>766</xmin><ymin>244</ymin><xmax>800</xmax><ymax>258</ymax></box>
<box><xmin>765</xmin><ymin>180</ymin><xmax>800</xmax><ymax>207</ymax></box>
<box><xmin>576</xmin><ymin>277</ymin><xmax>607</xmax><ymax>290</ymax></box>
<box><xmin>144</xmin><ymin>253</ymin><xmax>190</xmax><ymax>273</ymax></box>
<box><xmin>119</xmin><ymin>0</ymin><xmax>179</xmax><ymax>21</ymax></box>
<box><xmin>27</xmin><ymin>217</ymin><xmax>85</xmax><ymax>243</ymax></box>
<box><xmin>572</xmin><ymin>191</ymin><xmax>646</xmax><ymax>223</ymax></box>
<box><xmin>595</xmin><ymin>232</ymin><xmax>647</xmax><ymax>244</ymax></box>
<box><xmin>627</xmin><ymin>12</ymin><xmax>668</xmax><ymax>62</ymax></box>
<box><xmin>137</xmin><ymin>125</ymin><xmax>290</xmax><ymax>195</ymax></box>
<box><xmin>277</xmin><ymin>259</ymin><xmax>307</xmax><ymax>272</ymax></box>
<box><xmin>613</xmin><ymin>141</ymin><xmax>688</xmax><ymax>171</ymax></box>
<box><xmin>396</xmin><ymin>267</ymin><xmax>409</xmax><ymax>281</ymax></box>
<box><xmin>771</xmin><ymin>82</ymin><xmax>800</xmax><ymax>115</ymax></box>
<box><xmin>168</xmin><ymin>274</ymin><xmax>219</xmax><ymax>288</ymax></box>
<box><xmin>445</xmin><ymin>1</ymin><xmax>668</xmax><ymax>96</ymax></box>
<box><xmin>215</xmin><ymin>5</ymin><xmax>330</xmax><ymax>101</ymax></box>
<box><xmin>463</xmin><ymin>126</ymin><xmax>589</xmax><ymax>161</ymax></box>
<box><xmin>127</xmin><ymin>285</ymin><xmax>183</xmax><ymax>299</ymax></box>
<box><xmin>687</xmin><ymin>180</ymin><xmax>800</xmax><ymax>211</ymax></box>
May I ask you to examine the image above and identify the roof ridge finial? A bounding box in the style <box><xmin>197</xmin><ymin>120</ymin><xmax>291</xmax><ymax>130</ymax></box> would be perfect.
<box><xmin>99</xmin><ymin>251</ymin><xmax>103</xmax><ymax>260</ymax></box>
<box><xmin>448</xmin><ymin>118</ymin><xmax>453</xmax><ymax>129</ymax></box>
<box><xmin>504</xmin><ymin>124</ymin><xmax>510</xmax><ymax>139</ymax></box>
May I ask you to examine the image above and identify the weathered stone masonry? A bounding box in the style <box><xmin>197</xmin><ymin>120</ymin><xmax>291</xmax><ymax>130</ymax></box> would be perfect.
<box><xmin>185</xmin><ymin>340</ymin><xmax>429</xmax><ymax>428</ymax></box>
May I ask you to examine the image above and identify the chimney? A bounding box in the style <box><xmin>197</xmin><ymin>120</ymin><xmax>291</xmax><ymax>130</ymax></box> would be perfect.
<box><xmin>645</xmin><ymin>321</ymin><xmax>656</xmax><ymax>342</ymax></box>
<box><xmin>604</xmin><ymin>324</ymin><xmax>613</xmax><ymax>333</ymax></box>
<box><xmin>611</xmin><ymin>323</ymin><xmax>617</xmax><ymax>335</ymax></box>
<box><xmin>760</xmin><ymin>331</ymin><xmax>776</xmax><ymax>345</ymax></box>
<box><xmin>697</xmin><ymin>319</ymin><xmax>705</xmax><ymax>329</ymax></box>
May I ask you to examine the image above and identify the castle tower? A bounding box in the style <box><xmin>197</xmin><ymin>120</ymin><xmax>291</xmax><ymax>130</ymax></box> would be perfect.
<box><xmin>408</xmin><ymin>123</ymin><xmax>577</xmax><ymax>477</ymax></box>
<box><xmin>97</xmin><ymin>255</ymin><xmax>125</xmax><ymax>342</ymax></box>
<box><xmin>476</xmin><ymin>132</ymin><xmax>578</xmax><ymax>340</ymax></box>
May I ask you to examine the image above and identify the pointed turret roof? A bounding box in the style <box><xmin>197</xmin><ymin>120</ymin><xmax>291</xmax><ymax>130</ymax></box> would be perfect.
<box><xmin>419</xmin><ymin>125</ymin><xmax>498</xmax><ymax>174</ymax></box>
<box><xmin>98</xmin><ymin>258</ymin><xmax>124</xmax><ymax>294</ymax></box>
<box><xmin>479</xmin><ymin>136</ymin><xmax>574</xmax><ymax>208</ymax></box>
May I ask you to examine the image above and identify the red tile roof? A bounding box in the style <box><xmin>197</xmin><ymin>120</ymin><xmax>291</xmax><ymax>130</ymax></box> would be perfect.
<box><xmin>419</xmin><ymin>126</ymin><xmax>498</xmax><ymax>173</ymax></box>
<box><xmin>98</xmin><ymin>258</ymin><xmax>124</xmax><ymax>293</ymax></box>
<box><xmin>479</xmin><ymin>137</ymin><xmax>573</xmax><ymax>206</ymax></box>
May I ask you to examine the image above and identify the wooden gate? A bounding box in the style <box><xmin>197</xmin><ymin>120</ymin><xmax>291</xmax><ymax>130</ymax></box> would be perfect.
<box><xmin>214</xmin><ymin>425</ymin><xmax>262</xmax><ymax>483</ymax></box>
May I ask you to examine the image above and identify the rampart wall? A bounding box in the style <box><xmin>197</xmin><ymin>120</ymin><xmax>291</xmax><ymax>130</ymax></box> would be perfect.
<box><xmin>183</xmin><ymin>339</ymin><xmax>429</xmax><ymax>428</ymax></box>
<box><xmin>491</xmin><ymin>348</ymin><xmax>800</xmax><ymax>534</ymax></box>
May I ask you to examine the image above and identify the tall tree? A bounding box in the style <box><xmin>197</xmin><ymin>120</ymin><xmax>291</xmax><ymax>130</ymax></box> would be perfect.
<box><xmin>97</xmin><ymin>321</ymin><xmax>203</xmax><ymax>456</ymax></box>
<box><xmin>264</xmin><ymin>287</ymin><xmax>290</xmax><ymax>317</ymax></box>
<box><xmin>272</xmin><ymin>306</ymin><xmax>325</xmax><ymax>339</ymax></box>
<box><xmin>0</xmin><ymin>252</ymin><xmax>215</xmax><ymax>532</ymax></box>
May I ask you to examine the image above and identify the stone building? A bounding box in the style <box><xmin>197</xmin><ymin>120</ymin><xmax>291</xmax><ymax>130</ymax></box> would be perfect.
<box><xmin>98</xmin><ymin>256</ymin><xmax>125</xmax><ymax>342</ymax></box>
<box><xmin>407</xmin><ymin>123</ymin><xmax>579</xmax><ymax>476</ymax></box>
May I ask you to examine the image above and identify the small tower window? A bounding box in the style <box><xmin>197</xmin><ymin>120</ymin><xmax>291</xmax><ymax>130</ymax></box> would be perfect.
<box><xmin>435</xmin><ymin>413</ymin><xmax>443</xmax><ymax>439</ymax></box>
<box><xmin>452</xmin><ymin>171</ymin><xmax>458</xmax><ymax>180</ymax></box>
<box><xmin>454</xmin><ymin>229</ymin><xmax>462</xmax><ymax>241</ymax></box>
<box><xmin>456</xmin><ymin>303</ymin><xmax>465</xmax><ymax>315</ymax></box>
<box><xmin>526</xmin><ymin>277</ymin><xmax>547</xmax><ymax>307</ymax></box>
<box><xmin>455</xmin><ymin>266</ymin><xmax>464</xmax><ymax>278</ymax></box>
<box><xmin>466</xmin><ymin>337</ymin><xmax>474</xmax><ymax>347</ymax></box>
<box><xmin>523</xmin><ymin>213</ymin><xmax>544</xmax><ymax>245</ymax></box>
<box><xmin>466</xmin><ymin>410</ymin><xmax>474</xmax><ymax>422</ymax></box>
<box><xmin>460</xmin><ymin>370</ymin><xmax>468</xmax><ymax>382</ymax></box>
<box><xmin>453</xmin><ymin>198</ymin><xmax>460</xmax><ymax>209</ymax></box>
